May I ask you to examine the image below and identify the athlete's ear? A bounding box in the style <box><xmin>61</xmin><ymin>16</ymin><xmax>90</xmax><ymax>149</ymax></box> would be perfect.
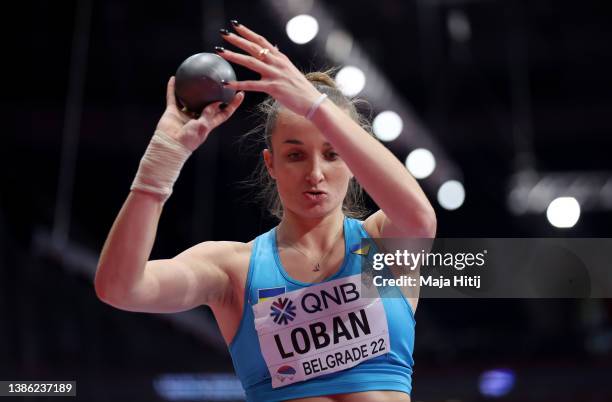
<box><xmin>263</xmin><ymin>148</ymin><xmax>276</xmax><ymax>180</ymax></box>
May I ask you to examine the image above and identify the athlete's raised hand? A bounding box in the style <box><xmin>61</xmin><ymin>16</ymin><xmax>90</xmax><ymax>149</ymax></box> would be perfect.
<box><xmin>216</xmin><ymin>21</ymin><xmax>323</xmax><ymax>118</ymax></box>
<box><xmin>155</xmin><ymin>76</ymin><xmax>245</xmax><ymax>151</ymax></box>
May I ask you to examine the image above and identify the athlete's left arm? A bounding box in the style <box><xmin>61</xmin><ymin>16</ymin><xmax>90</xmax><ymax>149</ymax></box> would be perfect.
<box><xmin>216</xmin><ymin>22</ymin><xmax>436</xmax><ymax>238</ymax></box>
<box><xmin>310</xmin><ymin>101</ymin><xmax>437</xmax><ymax>239</ymax></box>
<box><xmin>313</xmin><ymin>101</ymin><xmax>433</xmax><ymax>317</ymax></box>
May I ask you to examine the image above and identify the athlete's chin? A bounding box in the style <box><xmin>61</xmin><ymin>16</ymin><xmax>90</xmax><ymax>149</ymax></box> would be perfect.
<box><xmin>291</xmin><ymin>201</ymin><xmax>341</xmax><ymax>219</ymax></box>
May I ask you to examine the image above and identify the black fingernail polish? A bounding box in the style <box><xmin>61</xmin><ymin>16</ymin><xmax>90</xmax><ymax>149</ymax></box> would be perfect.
<box><xmin>219</xmin><ymin>28</ymin><xmax>230</xmax><ymax>36</ymax></box>
<box><xmin>219</xmin><ymin>103</ymin><xmax>228</xmax><ymax>110</ymax></box>
<box><xmin>221</xmin><ymin>80</ymin><xmax>229</xmax><ymax>86</ymax></box>
<box><xmin>230</xmin><ymin>19</ymin><xmax>240</xmax><ymax>27</ymax></box>
<box><xmin>214</xmin><ymin>46</ymin><xmax>225</xmax><ymax>53</ymax></box>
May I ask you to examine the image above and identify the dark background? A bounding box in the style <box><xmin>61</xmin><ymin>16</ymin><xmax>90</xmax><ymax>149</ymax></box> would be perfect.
<box><xmin>4</xmin><ymin>0</ymin><xmax>612</xmax><ymax>400</ymax></box>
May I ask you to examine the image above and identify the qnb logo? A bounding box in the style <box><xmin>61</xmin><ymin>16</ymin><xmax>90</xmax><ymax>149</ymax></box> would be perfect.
<box><xmin>270</xmin><ymin>297</ymin><xmax>297</xmax><ymax>325</ymax></box>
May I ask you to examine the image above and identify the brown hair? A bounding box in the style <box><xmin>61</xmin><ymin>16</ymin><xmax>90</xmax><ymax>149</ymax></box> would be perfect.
<box><xmin>241</xmin><ymin>68</ymin><xmax>372</xmax><ymax>220</ymax></box>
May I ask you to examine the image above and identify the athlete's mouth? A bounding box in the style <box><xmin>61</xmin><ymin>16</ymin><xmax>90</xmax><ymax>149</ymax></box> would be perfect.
<box><xmin>303</xmin><ymin>190</ymin><xmax>328</xmax><ymax>201</ymax></box>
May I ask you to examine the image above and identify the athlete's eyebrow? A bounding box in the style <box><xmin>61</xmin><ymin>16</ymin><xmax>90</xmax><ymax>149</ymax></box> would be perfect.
<box><xmin>282</xmin><ymin>139</ymin><xmax>332</xmax><ymax>146</ymax></box>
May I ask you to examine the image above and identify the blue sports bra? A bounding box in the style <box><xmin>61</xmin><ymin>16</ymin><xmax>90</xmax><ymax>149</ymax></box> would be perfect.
<box><xmin>228</xmin><ymin>216</ymin><xmax>415</xmax><ymax>402</ymax></box>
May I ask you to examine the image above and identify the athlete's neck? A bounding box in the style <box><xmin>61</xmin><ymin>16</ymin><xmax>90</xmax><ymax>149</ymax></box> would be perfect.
<box><xmin>277</xmin><ymin>209</ymin><xmax>345</xmax><ymax>254</ymax></box>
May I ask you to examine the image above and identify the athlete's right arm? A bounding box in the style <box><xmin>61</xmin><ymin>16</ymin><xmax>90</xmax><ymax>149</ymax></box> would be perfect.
<box><xmin>94</xmin><ymin>190</ymin><xmax>237</xmax><ymax>313</ymax></box>
<box><xmin>95</xmin><ymin>76</ymin><xmax>245</xmax><ymax>313</ymax></box>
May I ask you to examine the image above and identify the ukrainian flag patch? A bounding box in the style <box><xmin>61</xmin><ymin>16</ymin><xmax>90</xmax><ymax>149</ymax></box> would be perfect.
<box><xmin>258</xmin><ymin>286</ymin><xmax>286</xmax><ymax>303</ymax></box>
<box><xmin>350</xmin><ymin>243</ymin><xmax>371</xmax><ymax>256</ymax></box>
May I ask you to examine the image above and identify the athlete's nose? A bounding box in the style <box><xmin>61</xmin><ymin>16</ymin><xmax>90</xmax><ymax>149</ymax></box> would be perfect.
<box><xmin>305</xmin><ymin>156</ymin><xmax>324</xmax><ymax>185</ymax></box>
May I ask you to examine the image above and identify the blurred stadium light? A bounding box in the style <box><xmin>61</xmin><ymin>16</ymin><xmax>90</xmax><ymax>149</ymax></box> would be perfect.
<box><xmin>478</xmin><ymin>368</ymin><xmax>516</xmax><ymax>398</ymax></box>
<box><xmin>153</xmin><ymin>373</ymin><xmax>244</xmax><ymax>401</ymax></box>
<box><xmin>508</xmin><ymin>170</ymin><xmax>612</xmax><ymax>216</ymax></box>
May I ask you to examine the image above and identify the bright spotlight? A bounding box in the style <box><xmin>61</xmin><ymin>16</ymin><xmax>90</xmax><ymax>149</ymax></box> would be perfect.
<box><xmin>286</xmin><ymin>15</ymin><xmax>319</xmax><ymax>45</ymax></box>
<box><xmin>546</xmin><ymin>197</ymin><xmax>580</xmax><ymax>228</ymax></box>
<box><xmin>437</xmin><ymin>180</ymin><xmax>465</xmax><ymax>210</ymax></box>
<box><xmin>405</xmin><ymin>148</ymin><xmax>436</xmax><ymax>179</ymax></box>
<box><xmin>336</xmin><ymin>66</ymin><xmax>366</xmax><ymax>96</ymax></box>
<box><xmin>373</xmin><ymin>111</ymin><xmax>403</xmax><ymax>142</ymax></box>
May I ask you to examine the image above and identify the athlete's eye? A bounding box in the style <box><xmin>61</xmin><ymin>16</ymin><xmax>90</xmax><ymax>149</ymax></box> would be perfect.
<box><xmin>326</xmin><ymin>151</ymin><xmax>339</xmax><ymax>160</ymax></box>
<box><xmin>287</xmin><ymin>152</ymin><xmax>303</xmax><ymax>160</ymax></box>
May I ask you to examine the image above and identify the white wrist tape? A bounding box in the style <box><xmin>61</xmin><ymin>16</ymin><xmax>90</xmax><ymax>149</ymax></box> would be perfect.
<box><xmin>130</xmin><ymin>130</ymin><xmax>192</xmax><ymax>201</ymax></box>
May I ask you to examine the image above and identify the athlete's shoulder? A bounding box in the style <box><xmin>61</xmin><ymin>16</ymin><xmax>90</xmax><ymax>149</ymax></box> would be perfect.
<box><xmin>353</xmin><ymin>213</ymin><xmax>380</xmax><ymax>238</ymax></box>
<box><xmin>175</xmin><ymin>240</ymin><xmax>251</xmax><ymax>271</ymax></box>
<box><xmin>219</xmin><ymin>240</ymin><xmax>254</xmax><ymax>261</ymax></box>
